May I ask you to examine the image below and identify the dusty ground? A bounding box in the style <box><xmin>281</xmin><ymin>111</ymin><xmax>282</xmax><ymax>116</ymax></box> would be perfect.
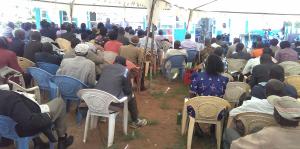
<box><xmin>2</xmin><ymin>76</ymin><xmax>216</xmax><ymax>149</ymax></box>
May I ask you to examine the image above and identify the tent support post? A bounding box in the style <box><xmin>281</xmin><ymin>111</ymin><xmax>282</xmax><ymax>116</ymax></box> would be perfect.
<box><xmin>70</xmin><ymin>0</ymin><xmax>75</xmax><ymax>23</ymax></box>
<box><xmin>186</xmin><ymin>9</ymin><xmax>193</xmax><ymax>31</ymax></box>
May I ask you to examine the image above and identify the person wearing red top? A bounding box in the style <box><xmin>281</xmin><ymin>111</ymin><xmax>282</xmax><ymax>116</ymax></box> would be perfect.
<box><xmin>104</xmin><ymin>30</ymin><xmax>122</xmax><ymax>54</ymax></box>
<box><xmin>251</xmin><ymin>42</ymin><xmax>264</xmax><ymax>58</ymax></box>
<box><xmin>0</xmin><ymin>37</ymin><xmax>23</xmax><ymax>73</ymax></box>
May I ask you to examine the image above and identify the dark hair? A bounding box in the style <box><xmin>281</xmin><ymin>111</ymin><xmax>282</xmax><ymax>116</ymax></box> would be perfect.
<box><xmin>174</xmin><ymin>40</ymin><xmax>181</xmax><ymax>49</ymax></box>
<box><xmin>31</xmin><ymin>23</ymin><xmax>37</xmax><ymax>29</ymax></box>
<box><xmin>40</xmin><ymin>20</ymin><xmax>50</xmax><ymax>29</ymax></box>
<box><xmin>233</xmin><ymin>38</ymin><xmax>240</xmax><ymax>44</ymax></box>
<box><xmin>14</xmin><ymin>29</ymin><xmax>25</xmax><ymax>40</ymax></box>
<box><xmin>30</xmin><ymin>31</ymin><xmax>41</xmax><ymax>41</ymax></box>
<box><xmin>7</xmin><ymin>22</ymin><xmax>15</xmax><ymax>29</ymax></box>
<box><xmin>280</xmin><ymin>41</ymin><xmax>291</xmax><ymax>49</ymax></box>
<box><xmin>158</xmin><ymin>30</ymin><xmax>163</xmax><ymax>35</ymax></box>
<box><xmin>185</xmin><ymin>33</ymin><xmax>191</xmax><ymax>39</ymax></box>
<box><xmin>81</xmin><ymin>32</ymin><xmax>89</xmax><ymax>42</ymax></box>
<box><xmin>137</xmin><ymin>30</ymin><xmax>144</xmax><ymax>38</ymax></box>
<box><xmin>81</xmin><ymin>23</ymin><xmax>86</xmax><ymax>30</ymax></box>
<box><xmin>0</xmin><ymin>37</ymin><xmax>8</xmax><ymax>49</ymax></box>
<box><xmin>216</xmin><ymin>35</ymin><xmax>222</xmax><ymax>40</ymax></box>
<box><xmin>266</xmin><ymin>79</ymin><xmax>285</xmax><ymax>97</ymax></box>
<box><xmin>270</xmin><ymin>39</ymin><xmax>279</xmax><ymax>46</ymax></box>
<box><xmin>108</xmin><ymin>31</ymin><xmax>118</xmax><ymax>40</ymax></box>
<box><xmin>236</xmin><ymin>43</ymin><xmax>244</xmax><ymax>52</ymax></box>
<box><xmin>205</xmin><ymin>54</ymin><xmax>224</xmax><ymax>75</ymax></box>
<box><xmin>204</xmin><ymin>39</ymin><xmax>211</xmax><ymax>46</ymax></box>
<box><xmin>97</xmin><ymin>22</ymin><xmax>104</xmax><ymax>29</ymax></box>
<box><xmin>71</xmin><ymin>38</ymin><xmax>81</xmax><ymax>49</ymax></box>
<box><xmin>65</xmin><ymin>23</ymin><xmax>72</xmax><ymax>32</ymax></box>
<box><xmin>23</xmin><ymin>22</ymin><xmax>32</xmax><ymax>31</ymax></box>
<box><xmin>211</xmin><ymin>38</ymin><xmax>217</xmax><ymax>44</ymax></box>
<box><xmin>118</xmin><ymin>27</ymin><xmax>125</xmax><ymax>35</ymax></box>
<box><xmin>256</xmin><ymin>42</ymin><xmax>263</xmax><ymax>49</ymax></box>
<box><xmin>270</xmin><ymin>65</ymin><xmax>285</xmax><ymax>82</ymax></box>
<box><xmin>129</xmin><ymin>29</ymin><xmax>135</xmax><ymax>35</ymax></box>
<box><xmin>260</xmin><ymin>54</ymin><xmax>273</xmax><ymax>64</ymax></box>
<box><xmin>112</xmin><ymin>25</ymin><xmax>118</xmax><ymax>32</ymax></box>
<box><xmin>214</xmin><ymin>47</ymin><xmax>223</xmax><ymax>57</ymax></box>
<box><xmin>114</xmin><ymin>56</ymin><xmax>126</xmax><ymax>66</ymax></box>
<box><xmin>42</xmin><ymin>42</ymin><xmax>53</xmax><ymax>53</ymax></box>
<box><xmin>257</xmin><ymin>36</ymin><xmax>262</xmax><ymax>42</ymax></box>
<box><xmin>263</xmin><ymin>47</ymin><xmax>274</xmax><ymax>57</ymax></box>
<box><xmin>100</xmin><ymin>27</ymin><xmax>107</xmax><ymax>37</ymax></box>
<box><xmin>274</xmin><ymin>109</ymin><xmax>299</xmax><ymax>127</ymax></box>
<box><xmin>125</xmin><ymin>27</ymin><xmax>130</xmax><ymax>32</ymax></box>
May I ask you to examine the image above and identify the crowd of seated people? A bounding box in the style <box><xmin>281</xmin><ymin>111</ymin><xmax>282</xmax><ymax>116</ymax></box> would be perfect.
<box><xmin>1</xmin><ymin>18</ymin><xmax>300</xmax><ymax>149</ymax></box>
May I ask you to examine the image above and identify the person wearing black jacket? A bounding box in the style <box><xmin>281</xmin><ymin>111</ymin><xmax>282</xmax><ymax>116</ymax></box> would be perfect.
<box><xmin>8</xmin><ymin>29</ymin><xmax>25</xmax><ymax>57</ymax></box>
<box><xmin>95</xmin><ymin>56</ymin><xmax>147</xmax><ymax>128</ymax></box>
<box><xmin>0</xmin><ymin>90</ymin><xmax>73</xmax><ymax>149</ymax></box>
<box><xmin>35</xmin><ymin>42</ymin><xmax>62</xmax><ymax>65</ymax></box>
<box><xmin>23</xmin><ymin>31</ymin><xmax>43</xmax><ymax>62</ymax></box>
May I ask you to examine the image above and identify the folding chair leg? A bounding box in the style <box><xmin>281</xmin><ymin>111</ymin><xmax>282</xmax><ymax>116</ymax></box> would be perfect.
<box><xmin>107</xmin><ymin>114</ymin><xmax>117</xmax><ymax>147</ymax></box>
<box><xmin>187</xmin><ymin>117</ymin><xmax>195</xmax><ymax>149</ymax></box>
<box><xmin>123</xmin><ymin>101</ymin><xmax>128</xmax><ymax>135</ymax></box>
<box><xmin>83</xmin><ymin>111</ymin><xmax>90</xmax><ymax>143</ymax></box>
<box><xmin>216</xmin><ymin>121</ymin><xmax>222</xmax><ymax>149</ymax></box>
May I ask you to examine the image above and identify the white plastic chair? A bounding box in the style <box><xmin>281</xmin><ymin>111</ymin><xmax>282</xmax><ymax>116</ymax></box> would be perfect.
<box><xmin>8</xmin><ymin>79</ymin><xmax>41</xmax><ymax>103</ymax></box>
<box><xmin>77</xmin><ymin>89</ymin><xmax>128</xmax><ymax>147</ymax></box>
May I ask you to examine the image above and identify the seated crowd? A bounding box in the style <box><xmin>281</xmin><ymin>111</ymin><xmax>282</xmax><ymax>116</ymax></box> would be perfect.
<box><xmin>0</xmin><ymin>19</ymin><xmax>300</xmax><ymax>149</ymax></box>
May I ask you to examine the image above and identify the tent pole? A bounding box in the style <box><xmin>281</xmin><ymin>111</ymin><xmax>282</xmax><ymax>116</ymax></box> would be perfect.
<box><xmin>70</xmin><ymin>0</ymin><xmax>75</xmax><ymax>23</ymax></box>
<box><xmin>186</xmin><ymin>9</ymin><xmax>193</xmax><ymax>31</ymax></box>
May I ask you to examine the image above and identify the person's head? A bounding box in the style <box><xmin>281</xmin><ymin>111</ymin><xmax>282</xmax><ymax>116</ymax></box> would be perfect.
<box><xmin>233</xmin><ymin>38</ymin><xmax>240</xmax><ymax>44</ymax></box>
<box><xmin>7</xmin><ymin>22</ymin><xmax>15</xmax><ymax>29</ymax></box>
<box><xmin>0</xmin><ymin>37</ymin><xmax>8</xmax><ymax>49</ymax></box>
<box><xmin>14</xmin><ymin>29</ymin><xmax>25</xmax><ymax>40</ymax></box>
<box><xmin>65</xmin><ymin>23</ymin><xmax>72</xmax><ymax>32</ymax></box>
<box><xmin>214</xmin><ymin>47</ymin><xmax>223</xmax><ymax>57</ymax></box>
<box><xmin>137</xmin><ymin>30</ymin><xmax>144</xmax><ymax>38</ymax></box>
<box><xmin>112</xmin><ymin>25</ymin><xmax>118</xmax><ymax>32</ymax></box>
<box><xmin>81</xmin><ymin>32</ymin><xmax>89</xmax><ymax>42</ymax></box>
<box><xmin>216</xmin><ymin>35</ymin><xmax>222</xmax><ymax>41</ymax></box>
<box><xmin>23</xmin><ymin>22</ymin><xmax>32</xmax><ymax>31</ymax></box>
<box><xmin>211</xmin><ymin>38</ymin><xmax>217</xmax><ymax>44</ymax></box>
<box><xmin>99</xmin><ymin>27</ymin><xmax>107</xmax><ymax>37</ymax></box>
<box><xmin>270</xmin><ymin>38</ymin><xmax>279</xmax><ymax>46</ymax></box>
<box><xmin>61</xmin><ymin>23</ymin><xmax>68</xmax><ymax>30</ymax></box>
<box><xmin>40</xmin><ymin>20</ymin><xmax>50</xmax><ymax>29</ymax></box>
<box><xmin>71</xmin><ymin>38</ymin><xmax>81</xmax><ymax>49</ymax></box>
<box><xmin>174</xmin><ymin>40</ymin><xmax>181</xmax><ymax>49</ymax></box>
<box><xmin>108</xmin><ymin>30</ymin><xmax>118</xmax><ymax>40</ymax></box>
<box><xmin>74</xmin><ymin>44</ymin><xmax>89</xmax><ymax>56</ymax></box>
<box><xmin>31</xmin><ymin>23</ymin><xmax>37</xmax><ymax>30</ymax></box>
<box><xmin>30</xmin><ymin>31</ymin><xmax>41</xmax><ymax>41</ymax></box>
<box><xmin>158</xmin><ymin>30</ymin><xmax>164</xmax><ymax>36</ymax></box>
<box><xmin>42</xmin><ymin>42</ymin><xmax>53</xmax><ymax>53</ymax></box>
<box><xmin>185</xmin><ymin>33</ymin><xmax>191</xmax><ymax>39</ymax></box>
<box><xmin>257</xmin><ymin>36</ymin><xmax>262</xmax><ymax>42</ymax></box>
<box><xmin>266</xmin><ymin>79</ymin><xmax>286</xmax><ymax>97</ymax></box>
<box><xmin>81</xmin><ymin>23</ymin><xmax>86</xmax><ymax>30</ymax></box>
<box><xmin>280</xmin><ymin>41</ymin><xmax>291</xmax><ymax>49</ymax></box>
<box><xmin>270</xmin><ymin>65</ymin><xmax>285</xmax><ymax>82</ymax></box>
<box><xmin>256</xmin><ymin>42</ymin><xmax>263</xmax><ymax>49</ymax></box>
<box><xmin>260</xmin><ymin>54</ymin><xmax>273</xmax><ymax>64</ymax></box>
<box><xmin>267</xmin><ymin>95</ymin><xmax>300</xmax><ymax>127</ymax></box>
<box><xmin>129</xmin><ymin>29</ymin><xmax>135</xmax><ymax>35</ymax></box>
<box><xmin>205</xmin><ymin>54</ymin><xmax>224</xmax><ymax>75</ymax></box>
<box><xmin>118</xmin><ymin>27</ymin><xmax>125</xmax><ymax>35</ymax></box>
<box><xmin>204</xmin><ymin>39</ymin><xmax>211</xmax><ymax>47</ymax></box>
<box><xmin>114</xmin><ymin>56</ymin><xmax>126</xmax><ymax>66</ymax></box>
<box><xmin>236</xmin><ymin>43</ymin><xmax>244</xmax><ymax>52</ymax></box>
<box><xmin>97</xmin><ymin>22</ymin><xmax>104</xmax><ymax>29</ymax></box>
<box><xmin>125</xmin><ymin>27</ymin><xmax>130</xmax><ymax>32</ymax></box>
<box><xmin>130</xmin><ymin>36</ymin><xmax>139</xmax><ymax>46</ymax></box>
<box><xmin>263</xmin><ymin>47</ymin><xmax>274</xmax><ymax>57</ymax></box>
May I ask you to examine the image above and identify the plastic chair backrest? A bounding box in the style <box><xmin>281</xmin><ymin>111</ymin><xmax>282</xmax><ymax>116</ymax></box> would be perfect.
<box><xmin>165</xmin><ymin>55</ymin><xmax>187</xmax><ymax>68</ymax></box>
<box><xmin>186</xmin><ymin>50</ymin><xmax>198</xmax><ymax>62</ymax></box>
<box><xmin>51</xmin><ymin>75</ymin><xmax>88</xmax><ymax>100</ymax></box>
<box><xmin>235</xmin><ymin>112</ymin><xmax>277</xmax><ymax>135</ymax></box>
<box><xmin>223</xmin><ymin>82</ymin><xmax>246</xmax><ymax>104</ymax></box>
<box><xmin>17</xmin><ymin>57</ymin><xmax>35</xmax><ymax>72</ymax></box>
<box><xmin>227</xmin><ymin>59</ymin><xmax>247</xmax><ymax>73</ymax></box>
<box><xmin>36</xmin><ymin>62</ymin><xmax>59</xmax><ymax>75</ymax></box>
<box><xmin>55</xmin><ymin>38</ymin><xmax>71</xmax><ymax>52</ymax></box>
<box><xmin>27</xmin><ymin>67</ymin><xmax>53</xmax><ymax>91</ymax></box>
<box><xmin>77</xmin><ymin>89</ymin><xmax>120</xmax><ymax>115</ymax></box>
<box><xmin>0</xmin><ymin>115</ymin><xmax>19</xmax><ymax>140</ymax></box>
<box><xmin>186</xmin><ymin>96</ymin><xmax>231</xmax><ymax>121</ymax></box>
<box><xmin>285</xmin><ymin>75</ymin><xmax>300</xmax><ymax>96</ymax></box>
<box><xmin>222</xmin><ymin>73</ymin><xmax>234</xmax><ymax>82</ymax></box>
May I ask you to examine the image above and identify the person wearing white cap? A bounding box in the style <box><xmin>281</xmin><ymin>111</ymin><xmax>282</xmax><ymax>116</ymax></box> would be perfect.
<box><xmin>57</xmin><ymin>44</ymin><xmax>96</xmax><ymax>87</ymax></box>
<box><xmin>230</xmin><ymin>95</ymin><xmax>300</xmax><ymax>149</ymax></box>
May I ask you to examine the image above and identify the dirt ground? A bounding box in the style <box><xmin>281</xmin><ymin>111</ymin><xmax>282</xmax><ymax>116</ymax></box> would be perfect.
<box><xmin>2</xmin><ymin>76</ymin><xmax>216</xmax><ymax>149</ymax></box>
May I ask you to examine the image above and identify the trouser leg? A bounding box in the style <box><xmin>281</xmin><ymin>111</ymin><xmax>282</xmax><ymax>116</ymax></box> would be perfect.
<box><xmin>128</xmin><ymin>95</ymin><xmax>139</xmax><ymax>122</ymax></box>
<box><xmin>222</xmin><ymin>128</ymin><xmax>241</xmax><ymax>149</ymax></box>
<box><xmin>46</xmin><ymin>97</ymin><xmax>67</xmax><ymax>137</ymax></box>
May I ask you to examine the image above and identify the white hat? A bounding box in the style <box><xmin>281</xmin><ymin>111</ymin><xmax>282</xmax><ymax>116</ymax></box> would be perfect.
<box><xmin>267</xmin><ymin>95</ymin><xmax>300</xmax><ymax>121</ymax></box>
<box><xmin>74</xmin><ymin>44</ymin><xmax>89</xmax><ymax>54</ymax></box>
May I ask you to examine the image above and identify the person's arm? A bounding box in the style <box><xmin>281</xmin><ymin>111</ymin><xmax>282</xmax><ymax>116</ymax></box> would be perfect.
<box><xmin>87</xmin><ymin>63</ymin><xmax>96</xmax><ymax>87</ymax></box>
<box><xmin>275</xmin><ymin>51</ymin><xmax>280</xmax><ymax>62</ymax></box>
<box><xmin>8</xmin><ymin>52</ymin><xmax>23</xmax><ymax>74</ymax></box>
<box><xmin>242</xmin><ymin>59</ymin><xmax>252</xmax><ymax>75</ymax></box>
<box><xmin>121</xmin><ymin>69</ymin><xmax>132</xmax><ymax>96</ymax></box>
<box><xmin>231</xmin><ymin>129</ymin><xmax>265</xmax><ymax>149</ymax></box>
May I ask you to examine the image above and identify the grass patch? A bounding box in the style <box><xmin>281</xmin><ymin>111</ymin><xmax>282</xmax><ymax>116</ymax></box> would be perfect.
<box><xmin>123</xmin><ymin>130</ymin><xmax>144</xmax><ymax>141</ymax></box>
<box><xmin>147</xmin><ymin>119</ymin><xmax>160</xmax><ymax>126</ymax></box>
<box><xmin>160</xmin><ymin>101</ymin><xmax>171</xmax><ymax>110</ymax></box>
